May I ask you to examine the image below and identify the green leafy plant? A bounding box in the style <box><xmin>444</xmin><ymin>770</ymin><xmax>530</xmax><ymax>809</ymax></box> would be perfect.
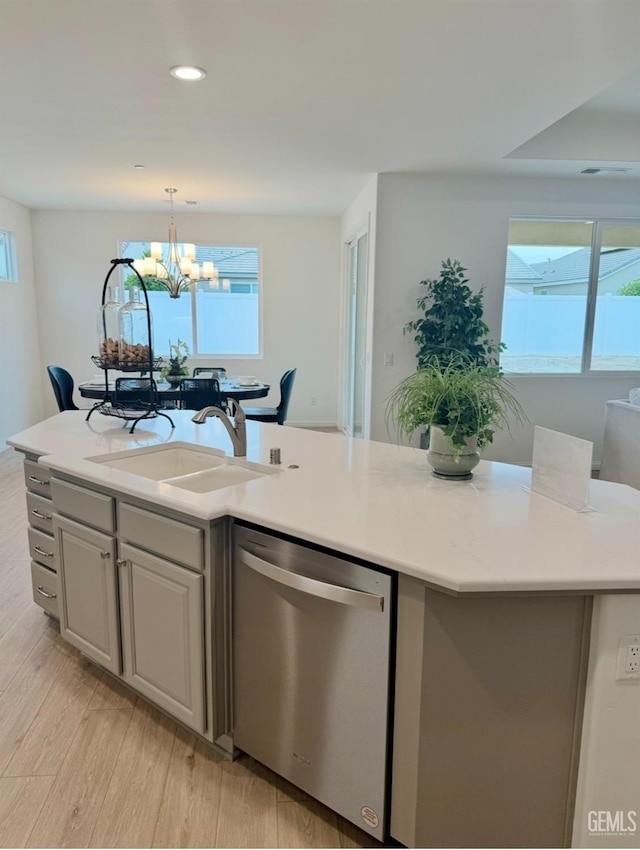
<box><xmin>386</xmin><ymin>356</ymin><xmax>526</xmax><ymax>457</ymax></box>
<box><xmin>404</xmin><ymin>258</ymin><xmax>504</xmax><ymax>368</ymax></box>
<box><xmin>617</xmin><ymin>278</ymin><xmax>640</xmax><ymax>296</ymax></box>
<box><xmin>160</xmin><ymin>338</ymin><xmax>190</xmax><ymax>381</ymax></box>
<box><xmin>124</xmin><ymin>249</ymin><xmax>167</xmax><ymax>292</ymax></box>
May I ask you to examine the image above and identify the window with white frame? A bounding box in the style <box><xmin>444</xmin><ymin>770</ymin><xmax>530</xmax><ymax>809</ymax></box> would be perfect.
<box><xmin>120</xmin><ymin>242</ymin><xmax>261</xmax><ymax>357</ymax></box>
<box><xmin>0</xmin><ymin>228</ymin><xmax>16</xmax><ymax>282</ymax></box>
<box><xmin>500</xmin><ymin>218</ymin><xmax>640</xmax><ymax>374</ymax></box>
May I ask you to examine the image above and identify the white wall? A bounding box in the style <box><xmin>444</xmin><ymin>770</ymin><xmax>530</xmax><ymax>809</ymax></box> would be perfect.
<box><xmin>573</xmin><ymin>594</ymin><xmax>640</xmax><ymax>848</ymax></box>
<box><xmin>339</xmin><ymin>175</ymin><xmax>378</xmax><ymax>438</ymax></box>
<box><xmin>31</xmin><ymin>210</ymin><xmax>340</xmax><ymax>426</ymax></box>
<box><xmin>371</xmin><ymin>174</ymin><xmax>640</xmax><ymax>464</ymax></box>
<box><xmin>0</xmin><ymin>195</ymin><xmax>43</xmax><ymax>446</ymax></box>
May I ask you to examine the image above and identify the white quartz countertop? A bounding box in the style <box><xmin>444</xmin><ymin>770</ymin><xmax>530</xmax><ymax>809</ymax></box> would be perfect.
<box><xmin>8</xmin><ymin>411</ymin><xmax>640</xmax><ymax>593</ymax></box>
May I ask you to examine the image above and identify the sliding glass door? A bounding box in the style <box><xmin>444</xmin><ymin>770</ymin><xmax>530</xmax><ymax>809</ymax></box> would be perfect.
<box><xmin>345</xmin><ymin>231</ymin><xmax>368</xmax><ymax>438</ymax></box>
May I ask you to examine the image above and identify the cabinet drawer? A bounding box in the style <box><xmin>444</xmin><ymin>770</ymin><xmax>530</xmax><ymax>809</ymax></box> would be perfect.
<box><xmin>119</xmin><ymin>503</ymin><xmax>203</xmax><ymax>571</ymax></box>
<box><xmin>24</xmin><ymin>460</ymin><xmax>52</xmax><ymax>497</ymax></box>
<box><xmin>26</xmin><ymin>491</ymin><xmax>54</xmax><ymax>533</ymax></box>
<box><xmin>28</xmin><ymin>527</ymin><xmax>57</xmax><ymax>571</ymax></box>
<box><xmin>30</xmin><ymin>562</ymin><xmax>59</xmax><ymax>618</ymax></box>
<box><xmin>51</xmin><ymin>478</ymin><xmax>115</xmax><ymax>533</ymax></box>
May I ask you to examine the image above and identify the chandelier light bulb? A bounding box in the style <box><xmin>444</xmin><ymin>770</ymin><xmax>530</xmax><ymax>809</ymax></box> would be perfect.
<box><xmin>137</xmin><ymin>188</ymin><xmax>218</xmax><ymax>298</ymax></box>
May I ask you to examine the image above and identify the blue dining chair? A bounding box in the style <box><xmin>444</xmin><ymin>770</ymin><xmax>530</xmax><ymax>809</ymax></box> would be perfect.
<box><xmin>178</xmin><ymin>377</ymin><xmax>224</xmax><ymax>411</ymax></box>
<box><xmin>193</xmin><ymin>367</ymin><xmax>227</xmax><ymax>382</ymax></box>
<box><xmin>244</xmin><ymin>369</ymin><xmax>296</xmax><ymax>425</ymax></box>
<box><xmin>114</xmin><ymin>377</ymin><xmax>159</xmax><ymax>407</ymax></box>
<box><xmin>47</xmin><ymin>365</ymin><xmax>79</xmax><ymax>412</ymax></box>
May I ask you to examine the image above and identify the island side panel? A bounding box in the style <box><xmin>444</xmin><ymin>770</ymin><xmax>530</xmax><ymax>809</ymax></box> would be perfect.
<box><xmin>392</xmin><ymin>577</ymin><xmax>591</xmax><ymax>848</ymax></box>
<box><xmin>572</xmin><ymin>593</ymin><xmax>640</xmax><ymax>849</ymax></box>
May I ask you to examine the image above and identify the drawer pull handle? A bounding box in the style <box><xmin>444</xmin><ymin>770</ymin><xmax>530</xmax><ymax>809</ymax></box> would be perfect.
<box><xmin>28</xmin><ymin>475</ymin><xmax>50</xmax><ymax>486</ymax></box>
<box><xmin>100</xmin><ymin>551</ymin><xmax>111</xmax><ymax>560</ymax></box>
<box><xmin>33</xmin><ymin>545</ymin><xmax>53</xmax><ymax>558</ymax></box>
<box><xmin>116</xmin><ymin>558</ymin><xmax>127</xmax><ymax>567</ymax></box>
<box><xmin>36</xmin><ymin>586</ymin><xmax>57</xmax><ymax>599</ymax></box>
<box><xmin>31</xmin><ymin>510</ymin><xmax>51</xmax><ymax>521</ymax></box>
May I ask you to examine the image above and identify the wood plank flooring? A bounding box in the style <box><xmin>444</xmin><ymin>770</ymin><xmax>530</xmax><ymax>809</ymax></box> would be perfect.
<box><xmin>0</xmin><ymin>447</ymin><xmax>380</xmax><ymax>849</ymax></box>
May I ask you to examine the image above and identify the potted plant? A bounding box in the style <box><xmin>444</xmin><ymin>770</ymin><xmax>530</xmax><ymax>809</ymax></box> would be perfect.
<box><xmin>160</xmin><ymin>338</ymin><xmax>190</xmax><ymax>386</ymax></box>
<box><xmin>403</xmin><ymin>258</ymin><xmax>507</xmax><ymax>450</ymax></box>
<box><xmin>387</xmin><ymin>355</ymin><xmax>525</xmax><ymax>479</ymax></box>
<box><xmin>404</xmin><ymin>258</ymin><xmax>504</xmax><ymax>368</ymax></box>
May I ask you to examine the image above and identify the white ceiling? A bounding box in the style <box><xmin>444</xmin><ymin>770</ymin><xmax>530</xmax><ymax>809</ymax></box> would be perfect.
<box><xmin>1</xmin><ymin>0</ymin><xmax>639</xmax><ymax>215</ymax></box>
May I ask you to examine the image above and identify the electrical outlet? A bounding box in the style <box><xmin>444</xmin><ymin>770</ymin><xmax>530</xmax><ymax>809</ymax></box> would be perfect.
<box><xmin>616</xmin><ymin>635</ymin><xmax>640</xmax><ymax>680</ymax></box>
<box><xmin>310</xmin><ymin>396</ymin><xmax>317</xmax><ymax>406</ymax></box>
<box><xmin>626</xmin><ymin>645</ymin><xmax>640</xmax><ymax>674</ymax></box>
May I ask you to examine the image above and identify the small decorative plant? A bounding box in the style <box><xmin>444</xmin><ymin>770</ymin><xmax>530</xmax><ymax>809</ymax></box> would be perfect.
<box><xmin>160</xmin><ymin>338</ymin><xmax>190</xmax><ymax>382</ymax></box>
<box><xmin>405</xmin><ymin>258</ymin><xmax>504</xmax><ymax>368</ymax></box>
<box><xmin>387</xmin><ymin>355</ymin><xmax>525</xmax><ymax>459</ymax></box>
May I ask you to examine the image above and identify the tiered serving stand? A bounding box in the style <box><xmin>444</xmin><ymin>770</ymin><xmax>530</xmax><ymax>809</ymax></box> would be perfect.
<box><xmin>86</xmin><ymin>258</ymin><xmax>175</xmax><ymax>434</ymax></box>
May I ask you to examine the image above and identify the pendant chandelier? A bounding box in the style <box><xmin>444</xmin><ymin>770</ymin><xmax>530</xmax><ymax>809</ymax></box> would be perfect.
<box><xmin>133</xmin><ymin>188</ymin><xmax>219</xmax><ymax>298</ymax></box>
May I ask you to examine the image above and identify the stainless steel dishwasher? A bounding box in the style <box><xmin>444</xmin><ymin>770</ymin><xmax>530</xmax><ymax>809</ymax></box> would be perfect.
<box><xmin>232</xmin><ymin>523</ymin><xmax>394</xmax><ymax>841</ymax></box>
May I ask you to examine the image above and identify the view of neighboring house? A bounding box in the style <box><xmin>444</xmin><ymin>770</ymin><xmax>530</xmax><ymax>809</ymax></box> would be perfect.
<box><xmin>506</xmin><ymin>247</ymin><xmax>640</xmax><ymax>295</ymax></box>
<box><xmin>504</xmin><ymin>250</ymin><xmax>544</xmax><ymax>292</ymax></box>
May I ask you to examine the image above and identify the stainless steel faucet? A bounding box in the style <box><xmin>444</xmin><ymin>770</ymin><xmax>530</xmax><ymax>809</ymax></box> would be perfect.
<box><xmin>191</xmin><ymin>400</ymin><xmax>247</xmax><ymax>457</ymax></box>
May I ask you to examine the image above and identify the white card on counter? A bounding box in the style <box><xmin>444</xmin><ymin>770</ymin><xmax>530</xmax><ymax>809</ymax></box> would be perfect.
<box><xmin>530</xmin><ymin>426</ymin><xmax>594</xmax><ymax>511</ymax></box>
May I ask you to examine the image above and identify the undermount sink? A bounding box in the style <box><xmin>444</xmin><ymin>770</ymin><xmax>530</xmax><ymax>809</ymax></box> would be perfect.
<box><xmin>93</xmin><ymin>444</ymin><xmax>228</xmax><ymax>480</ymax></box>
<box><xmin>88</xmin><ymin>442</ymin><xmax>277</xmax><ymax>492</ymax></box>
<box><xmin>165</xmin><ymin>463</ymin><xmax>271</xmax><ymax>493</ymax></box>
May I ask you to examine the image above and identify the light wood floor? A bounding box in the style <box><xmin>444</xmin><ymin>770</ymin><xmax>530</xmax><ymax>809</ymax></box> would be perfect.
<box><xmin>0</xmin><ymin>447</ymin><xmax>380</xmax><ymax>849</ymax></box>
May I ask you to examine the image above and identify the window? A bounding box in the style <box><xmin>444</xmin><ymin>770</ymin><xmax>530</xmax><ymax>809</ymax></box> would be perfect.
<box><xmin>0</xmin><ymin>228</ymin><xmax>16</xmax><ymax>282</ymax></box>
<box><xmin>500</xmin><ymin>219</ymin><xmax>640</xmax><ymax>373</ymax></box>
<box><xmin>120</xmin><ymin>242</ymin><xmax>261</xmax><ymax>357</ymax></box>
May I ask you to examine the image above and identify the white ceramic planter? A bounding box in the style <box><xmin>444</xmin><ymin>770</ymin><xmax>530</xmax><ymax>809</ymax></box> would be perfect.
<box><xmin>427</xmin><ymin>425</ymin><xmax>480</xmax><ymax>479</ymax></box>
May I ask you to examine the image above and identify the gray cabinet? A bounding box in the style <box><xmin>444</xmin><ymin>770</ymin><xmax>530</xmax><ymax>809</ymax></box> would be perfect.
<box><xmin>23</xmin><ymin>458</ymin><xmax>59</xmax><ymax>618</ymax></box>
<box><xmin>54</xmin><ymin>514</ymin><xmax>120</xmax><ymax>674</ymax></box>
<box><xmin>119</xmin><ymin>543</ymin><xmax>205</xmax><ymax>734</ymax></box>
<box><xmin>30</xmin><ymin>561</ymin><xmax>58</xmax><ymax>618</ymax></box>
<box><xmin>46</xmin><ymin>475</ymin><xmax>220</xmax><ymax>743</ymax></box>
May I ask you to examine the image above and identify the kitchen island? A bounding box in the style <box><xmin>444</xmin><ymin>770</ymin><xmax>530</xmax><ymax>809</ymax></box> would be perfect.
<box><xmin>8</xmin><ymin>410</ymin><xmax>640</xmax><ymax>849</ymax></box>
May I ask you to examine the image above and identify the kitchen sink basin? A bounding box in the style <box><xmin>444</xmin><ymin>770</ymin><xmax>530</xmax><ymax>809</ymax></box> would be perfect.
<box><xmin>165</xmin><ymin>463</ymin><xmax>272</xmax><ymax>493</ymax></box>
<box><xmin>90</xmin><ymin>443</ymin><xmax>228</xmax><ymax>480</ymax></box>
<box><xmin>88</xmin><ymin>442</ymin><xmax>277</xmax><ymax>492</ymax></box>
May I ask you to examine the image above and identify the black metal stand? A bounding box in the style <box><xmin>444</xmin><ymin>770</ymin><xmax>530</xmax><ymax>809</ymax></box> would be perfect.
<box><xmin>86</xmin><ymin>259</ymin><xmax>175</xmax><ymax>434</ymax></box>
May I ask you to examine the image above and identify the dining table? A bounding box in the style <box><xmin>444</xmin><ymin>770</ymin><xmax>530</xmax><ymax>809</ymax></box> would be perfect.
<box><xmin>78</xmin><ymin>378</ymin><xmax>270</xmax><ymax>404</ymax></box>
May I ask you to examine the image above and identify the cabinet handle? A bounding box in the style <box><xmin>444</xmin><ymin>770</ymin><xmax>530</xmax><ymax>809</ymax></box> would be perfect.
<box><xmin>100</xmin><ymin>551</ymin><xmax>111</xmax><ymax>560</ymax></box>
<box><xmin>116</xmin><ymin>558</ymin><xmax>127</xmax><ymax>567</ymax></box>
<box><xmin>31</xmin><ymin>510</ymin><xmax>51</xmax><ymax>521</ymax></box>
<box><xmin>28</xmin><ymin>475</ymin><xmax>49</xmax><ymax>486</ymax></box>
<box><xmin>33</xmin><ymin>545</ymin><xmax>53</xmax><ymax>558</ymax></box>
<box><xmin>36</xmin><ymin>586</ymin><xmax>57</xmax><ymax>599</ymax></box>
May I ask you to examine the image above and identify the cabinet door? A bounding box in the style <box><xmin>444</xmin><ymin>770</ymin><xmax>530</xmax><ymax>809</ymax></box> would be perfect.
<box><xmin>54</xmin><ymin>515</ymin><xmax>121</xmax><ymax>674</ymax></box>
<box><xmin>119</xmin><ymin>543</ymin><xmax>205</xmax><ymax>734</ymax></box>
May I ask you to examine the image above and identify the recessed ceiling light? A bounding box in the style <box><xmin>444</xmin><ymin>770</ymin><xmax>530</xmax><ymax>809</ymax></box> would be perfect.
<box><xmin>170</xmin><ymin>65</ymin><xmax>207</xmax><ymax>82</ymax></box>
<box><xmin>133</xmin><ymin>164</ymin><xmax>145</xmax><ymax>169</ymax></box>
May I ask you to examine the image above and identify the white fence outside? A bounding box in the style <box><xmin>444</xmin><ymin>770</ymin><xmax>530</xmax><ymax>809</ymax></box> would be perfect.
<box><xmin>501</xmin><ymin>293</ymin><xmax>640</xmax><ymax>372</ymax></box>
<box><xmin>147</xmin><ymin>291</ymin><xmax>260</xmax><ymax>357</ymax></box>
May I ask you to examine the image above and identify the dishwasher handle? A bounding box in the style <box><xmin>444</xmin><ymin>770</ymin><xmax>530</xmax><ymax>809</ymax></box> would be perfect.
<box><xmin>237</xmin><ymin>546</ymin><xmax>384</xmax><ymax>612</ymax></box>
